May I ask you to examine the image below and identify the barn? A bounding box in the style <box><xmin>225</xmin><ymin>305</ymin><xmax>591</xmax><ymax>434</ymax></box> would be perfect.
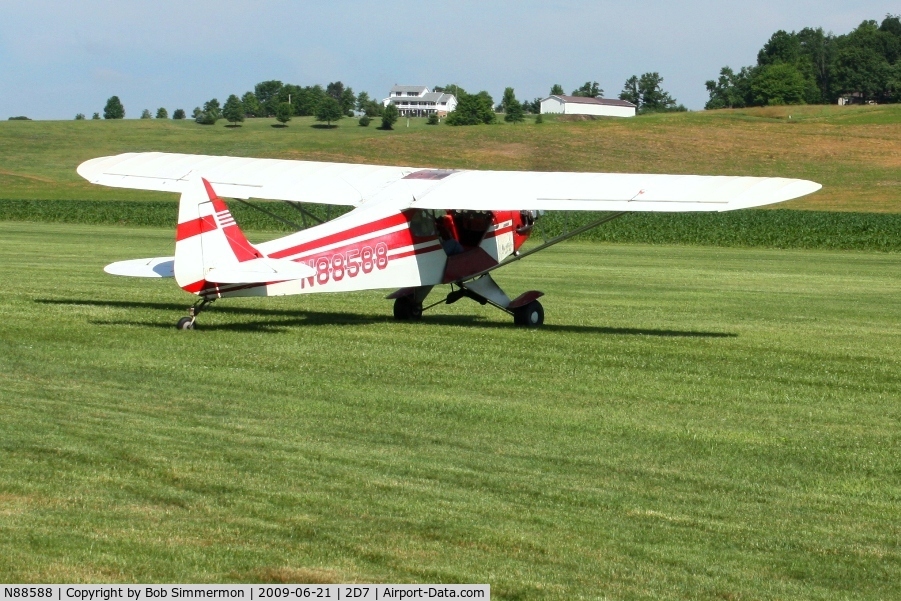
<box><xmin>540</xmin><ymin>95</ymin><xmax>637</xmax><ymax>118</ymax></box>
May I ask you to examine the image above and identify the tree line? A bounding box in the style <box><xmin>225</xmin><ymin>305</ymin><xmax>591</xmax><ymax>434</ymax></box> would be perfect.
<box><xmin>706</xmin><ymin>15</ymin><xmax>901</xmax><ymax>108</ymax></box>
<box><xmin>85</xmin><ymin>74</ymin><xmax>685</xmax><ymax>129</ymax></box>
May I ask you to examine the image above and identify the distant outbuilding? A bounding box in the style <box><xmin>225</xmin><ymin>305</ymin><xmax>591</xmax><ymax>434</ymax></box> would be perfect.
<box><xmin>540</xmin><ymin>95</ymin><xmax>636</xmax><ymax>118</ymax></box>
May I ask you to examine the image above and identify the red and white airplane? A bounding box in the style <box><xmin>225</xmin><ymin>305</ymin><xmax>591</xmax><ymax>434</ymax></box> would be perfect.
<box><xmin>78</xmin><ymin>152</ymin><xmax>820</xmax><ymax>329</ymax></box>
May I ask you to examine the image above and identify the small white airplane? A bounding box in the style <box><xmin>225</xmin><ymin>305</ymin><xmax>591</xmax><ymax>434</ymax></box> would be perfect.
<box><xmin>78</xmin><ymin>152</ymin><xmax>821</xmax><ymax>329</ymax></box>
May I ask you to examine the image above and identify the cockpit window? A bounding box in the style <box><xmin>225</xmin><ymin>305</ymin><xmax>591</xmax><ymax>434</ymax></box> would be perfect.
<box><xmin>409</xmin><ymin>209</ymin><xmax>438</xmax><ymax>237</ymax></box>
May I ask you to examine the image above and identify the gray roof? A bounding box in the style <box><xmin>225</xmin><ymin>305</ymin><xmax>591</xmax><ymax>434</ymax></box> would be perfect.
<box><xmin>389</xmin><ymin>92</ymin><xmax>456</xmax><ymax>104</ymax></box>
<box><xmin>390</xmin><ymin>85</ymin><xmax>430</xmax><ymax>94</ymax></box>
<box><xmin>546</xmin><ymin>95</ymin><xmax>637</xmax><ymax>108</ymax></box>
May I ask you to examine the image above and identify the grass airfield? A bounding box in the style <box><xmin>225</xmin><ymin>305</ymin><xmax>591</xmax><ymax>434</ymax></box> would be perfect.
<box><xmin>1</xmin><ymin>222</ymin><xmax>899</xmax><ymax>599</ymax></box>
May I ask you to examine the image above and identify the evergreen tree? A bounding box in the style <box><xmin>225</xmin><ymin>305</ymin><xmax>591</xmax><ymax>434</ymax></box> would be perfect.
<box><xmin>103</xmin><ymin>96</ymin><xmax>125</xmax><ymax>119</ymax></box>
<box><xmin>381</xmin><ymin>103</ymin><xmax>399</xmax><ymax>130</ymax></box>
<box><xmin>275</xmin><ymin>102</ymin><xmax>293</xmax><ymax>125</ymax></box>
<box><xmin>572</xmin><ymin>81</ymin><xmax>603</xmax><ymax>97</ymax></box>
<box><xmin>502</xmin><ymin>88</ymin><xmax>524</xmax><ymax>123</ymax></box>
<box><xmin>222</xmin><ymin>94</ymin><xmax>245</xmax><ymax>125</ymax></box>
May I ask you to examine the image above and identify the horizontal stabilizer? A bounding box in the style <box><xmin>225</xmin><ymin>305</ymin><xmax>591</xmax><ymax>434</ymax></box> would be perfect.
<box><xmin>105</xmin><ymin>257</ymin><xmax>174</xmax><ymax>278</ymax></box>
<box><xmin>203</xmin><ymin>258</ymin><xmax>315</xmax><ymax>284</ymax></box>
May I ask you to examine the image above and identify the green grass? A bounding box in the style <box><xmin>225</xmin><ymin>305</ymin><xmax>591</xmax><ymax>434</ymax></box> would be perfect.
<box><xmin>2</xmin><ymin>105</ymin><xmax>901</xmax><ymax>212</ymax></box>
<box><xmin>1</xmin><ymin>222</ymin><xmax>899</xmax><ymax>598</ymax></box>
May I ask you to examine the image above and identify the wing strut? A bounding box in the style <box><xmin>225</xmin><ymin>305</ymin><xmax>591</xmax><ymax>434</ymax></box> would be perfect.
<box><xmin>461</xmin><ymin>211</ymin><xmax>631</xmax><ymax>282</ymax></box>
<box><xmin>233</xmin><ymin>198</ymin><xmax>304</xmax><ymax>231</ymax></box>
<box><xmin>281</xmin><ymin>200</ymin><xmax>326</xmax><ymax>227</ymax></box>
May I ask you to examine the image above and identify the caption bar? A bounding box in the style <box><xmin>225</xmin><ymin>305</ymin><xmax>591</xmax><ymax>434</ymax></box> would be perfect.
<box><xmin>2</xmin><ymin>586</ymin><xmax>488</xmax><ymax>601</ymax></box>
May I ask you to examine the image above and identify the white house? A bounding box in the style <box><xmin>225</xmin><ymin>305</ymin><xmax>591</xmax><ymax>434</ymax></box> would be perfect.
<box><xmin>540</xmin><ymin>95</ymin><xmax>636</xmax><ymax>118</ymax></box>
<box><xmin>383</xmin><ymin>85</ymin><xmax>458</xmax><ymax>117</ymax></box>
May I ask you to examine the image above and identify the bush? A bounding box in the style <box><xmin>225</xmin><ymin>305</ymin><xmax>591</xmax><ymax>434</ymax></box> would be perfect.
<box><xmin>8</xmin><ymin>116</ymin><xmax>31</xmax><ymax>121</ymax></box>
<box><xmin>359</xmin><ymin>115</ymin><xmax>371</xmax><ymax>126</ymax></box>
<box><xmin>427</xmin><ymin>114</ymin><xmax>439</xmax><ymax>125</ymax></box>
<box><xmin>74</xmin><ymin>114</ymin><xmax>86</xmax><ymax>120</ymax></box>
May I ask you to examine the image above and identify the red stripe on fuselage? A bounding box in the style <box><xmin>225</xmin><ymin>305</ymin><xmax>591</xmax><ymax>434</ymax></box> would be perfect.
<box><xmin>268</xmin><ymin>212</ymin><xmax>411</xmax><ymax>260</ymax></box>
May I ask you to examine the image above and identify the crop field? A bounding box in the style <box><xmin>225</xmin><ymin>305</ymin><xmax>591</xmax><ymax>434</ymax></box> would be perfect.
<box><xmin>1</xmin><ymin>222</ymin><xmax>899</xmax><ymax>599</ymax></box>
<box><xmin>1</xmin><ymin>103</ymin><xmax>901</xmax><ymax>212</ymax></box>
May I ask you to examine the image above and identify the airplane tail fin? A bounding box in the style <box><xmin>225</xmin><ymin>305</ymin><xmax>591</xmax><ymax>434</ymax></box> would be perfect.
<box><xmin>174</xmin><ymin>178</ymin><xmax>312</xmax><ymax>294</ymax></box>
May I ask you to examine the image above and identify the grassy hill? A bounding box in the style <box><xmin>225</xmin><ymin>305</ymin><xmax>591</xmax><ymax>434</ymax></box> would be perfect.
<box><xmin>2</xmin><ymin>104</ymin><xmax>900</xmax><ymax>213</ymax></box>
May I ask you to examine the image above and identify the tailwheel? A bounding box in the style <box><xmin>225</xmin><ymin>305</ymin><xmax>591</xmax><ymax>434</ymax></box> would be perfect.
<box><xmin>176</xmin><ymin>316</ymin><xmax>195</xmax><ymax>330</ymax></box>
<box><xmin>513</xmin><ymin>300</ymin><xmax>544</xmax><ymax>327</ymax></box>
<box><xmin>393</xmin><ymin>295</ymin><xmax>423</xmax><ymax>321</ymax></box>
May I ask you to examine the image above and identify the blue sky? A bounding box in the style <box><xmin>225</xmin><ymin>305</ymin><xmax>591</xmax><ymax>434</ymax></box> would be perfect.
<box><xmin>0</xmin><ymin>1</ymin><xmax>895</xmax><ymax>119</ymax></box>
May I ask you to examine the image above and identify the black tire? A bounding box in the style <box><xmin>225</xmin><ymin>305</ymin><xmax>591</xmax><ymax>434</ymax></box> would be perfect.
<box><xmin>514</xmin><ymin>300</ymin><xmax>544</xmax><ymax>327</ymax></box>
<box><xmin>393</xmin><ymin>296</ymin><xmax>423</xmax><ymax>321</ymax></box>
<box><xmin>176</xmin><ymin>316</ymin><xmax>195</xmax><ymax>330</ymax></box>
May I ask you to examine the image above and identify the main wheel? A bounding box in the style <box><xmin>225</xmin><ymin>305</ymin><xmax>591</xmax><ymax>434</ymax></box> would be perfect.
<box><xmin>513</xmin><ymin>300</ymin><xmax>544</xmax><ymax>327</ymax></box>
<box><xmin>176</xmin><ymin>316</ymin><xmax>195</xmax><ymax>330</ymax></box>
<box><xmin>393</xmin><ymin>296</ymin><xmax>423</xmax><ymax>321</ymax></box>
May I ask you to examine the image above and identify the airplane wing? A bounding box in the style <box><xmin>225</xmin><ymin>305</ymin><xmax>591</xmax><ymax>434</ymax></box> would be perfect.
<box><xmin>77</xmin><ymin>152</ymin><xmax>415</xmax><ymax>206</ymax></box>
<box><xmin>409</xmin><ymin>171</ymin><xmax>821</xmax><ymax>213</ymax></box>
<box><xmin>78</xmin><ymin>152</ymin><xmax>820</xmax><ymax>212</ymax></box>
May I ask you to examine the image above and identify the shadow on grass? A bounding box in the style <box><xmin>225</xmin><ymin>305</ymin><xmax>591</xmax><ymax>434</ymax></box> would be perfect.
<box><xmin>310</xmin><ymin>124</ymin><xmax>337</xmax><ymax>129</ymax></box>
<box><xmin>270</xmin><ymin>124</ymin><xmax>288</xmax><ymax>128</ymax></box>
<box><xmin>36</xmin><ymin>298</ymin><xmax>737</xmax><ymax>337</ymax></box>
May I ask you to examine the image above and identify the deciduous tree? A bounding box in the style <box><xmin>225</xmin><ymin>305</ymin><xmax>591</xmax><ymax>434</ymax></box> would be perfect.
<box><xmin>241</xmin><ymin>92</ymin><xmax>261</xmax><ymax>117</ymax></box>
<box><xmin>446</xmin><ymin>91</ymin><xmax>495</xmax><ymax>125</ymax></box>
<box><xmin>75</xmin><ymin>113</ymin><xmax>86</xmax><ymax>120</ymax></box>
<box><xmin>619</xmin><ymin>76</ymin><xmax>640</xmax><ymax>106</ymax></box>
<box><xmin>103</xmin><ymin>96</ymin><xmax>124</xmax><ymax>119</ymax></box>
<box><xmin>140</xmin><ymin>109</ymin><xmax>152</xmax><ymax>119</ymax></box>
<box><xmin>316</xmin><ymin>97</ymin><xmax>344</xmax><ymax>127</ymax></box>
<box><xmin>254</xmin><ymin>80</ymin><xmax>283</xmax><ymax>116</ymax></box>
<box><xmin>550</xmin><ymin>84</ymin><xmax>564</xmax><ymax>95</ymax></box>
<box><xmin>750</xmin><ymin>63</ymin><xmax>808</xmax><ymax>105</ymax></box>
<box><xmin>172</xmin><ymin>109</ymin><xmax>186</xmax><ymax>120</ymax></box>
<box><xmin>156</xmin><ymin>107</ymin><xmax>168</xmax><ymax>119</ymax></box>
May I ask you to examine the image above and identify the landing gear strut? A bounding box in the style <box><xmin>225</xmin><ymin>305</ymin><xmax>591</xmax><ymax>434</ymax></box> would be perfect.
<box><xmin>176</xmin><ymin>298</ymin><xmax>214</xmax><ymax>330</ymax></box>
